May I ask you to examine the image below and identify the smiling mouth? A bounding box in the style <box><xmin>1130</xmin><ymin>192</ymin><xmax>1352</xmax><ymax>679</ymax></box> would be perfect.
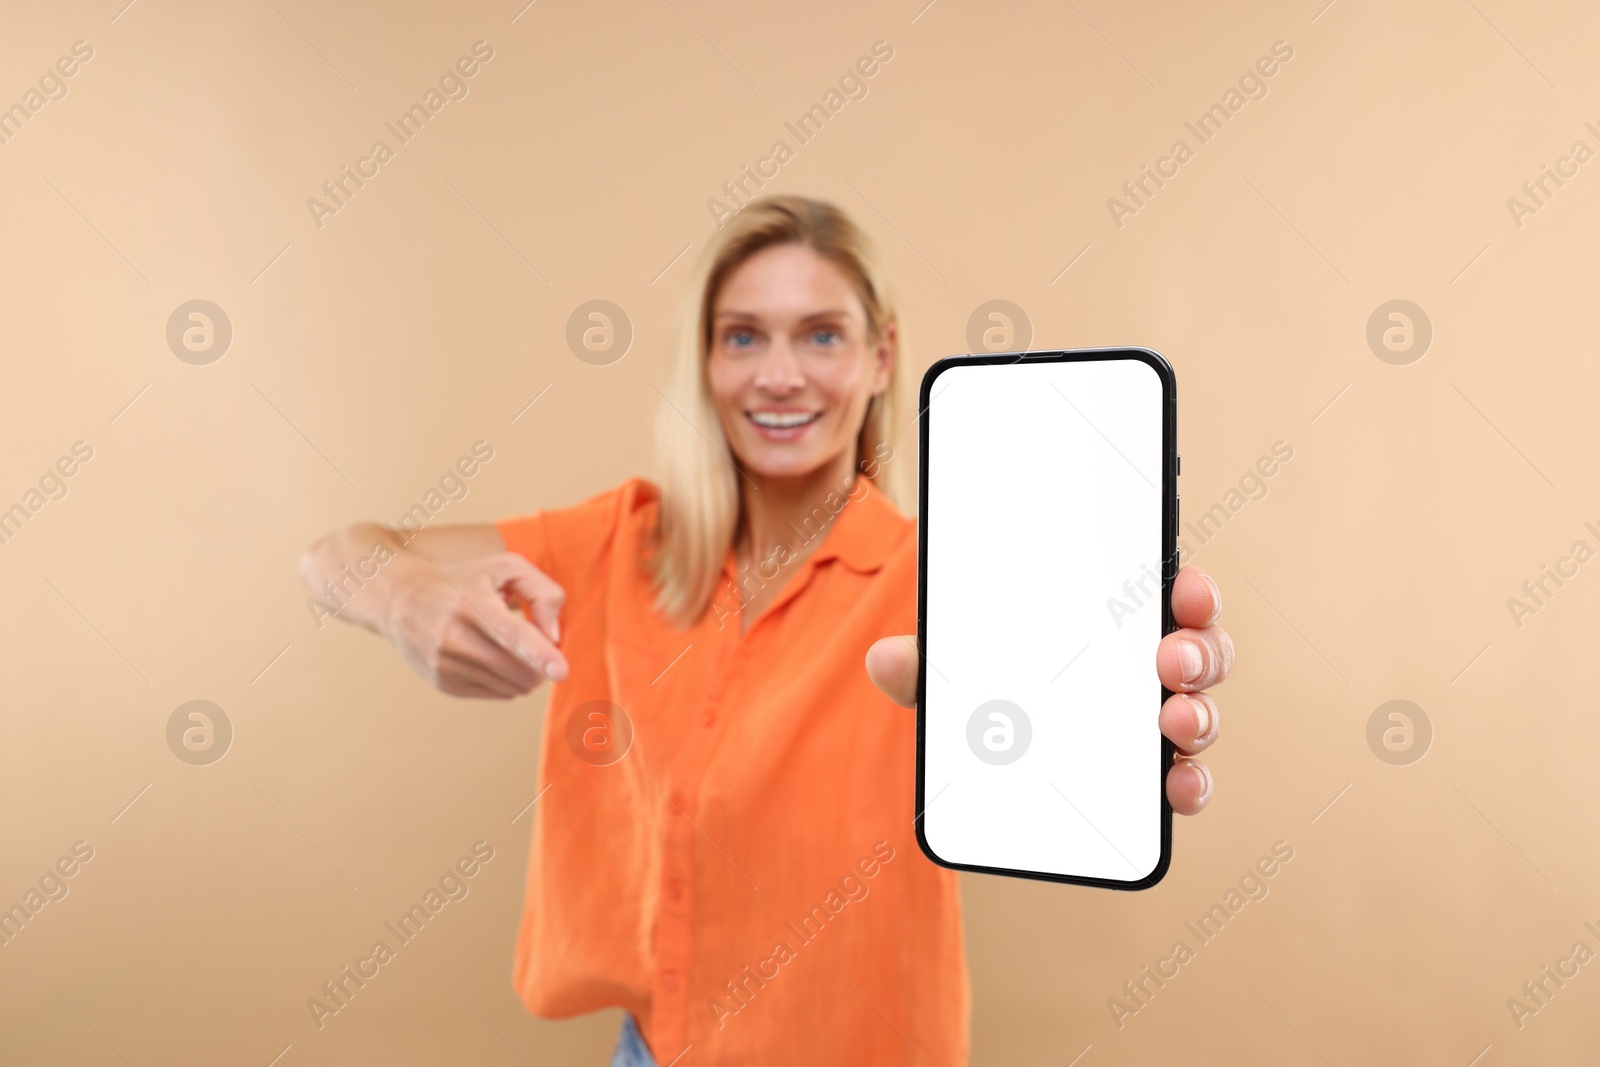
<box><xmin>747</xmin><ymin>410</ymin><xmax>822</xmax><ymax>429</ymax></box>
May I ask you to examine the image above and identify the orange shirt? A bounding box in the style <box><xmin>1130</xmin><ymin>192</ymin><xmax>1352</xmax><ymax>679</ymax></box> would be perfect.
<box><xmin>495</xmin><ymin>476</ymin><xmax>969</xmax><ymax>1065</ymax></box>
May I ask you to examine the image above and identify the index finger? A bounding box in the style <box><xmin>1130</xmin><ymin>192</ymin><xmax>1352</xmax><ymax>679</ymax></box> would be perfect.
<box><xmin>1172</xmin><ymin>565</ymin><xmax>1222</xmax><ymax>630</ymax></box>
<box><xmin>449</xmin><ymin>573</ymin><xmax>570</xmax><ymax>682</ymax></box>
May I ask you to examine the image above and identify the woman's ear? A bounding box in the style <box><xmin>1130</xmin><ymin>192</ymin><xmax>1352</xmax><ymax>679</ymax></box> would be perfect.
<box><xmin>870</xmin><ymin>318</ymin><xmax>898</xmax><ymax>395</ymax></box>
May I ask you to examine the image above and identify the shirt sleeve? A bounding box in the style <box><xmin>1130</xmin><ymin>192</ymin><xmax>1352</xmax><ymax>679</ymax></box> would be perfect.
<box><xmin>494</xmin><ymin>478</ymin><xmax>653</xmax><ymax>600</ymax></box>
<box><xmin>495</xmin><ymin>509</ymin><xmax>558</xmax><ymax>585</ymax></box>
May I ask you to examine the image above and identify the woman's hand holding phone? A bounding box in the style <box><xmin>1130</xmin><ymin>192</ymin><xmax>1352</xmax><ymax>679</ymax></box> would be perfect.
<box><xmin>866</xmin><ymin>564</ymin><xmax>1230</xmax><ymax>816</ymax></box>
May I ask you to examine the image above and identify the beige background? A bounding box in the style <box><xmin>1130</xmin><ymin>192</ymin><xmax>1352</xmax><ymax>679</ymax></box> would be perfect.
<box><xmin>2</xmin><ymin>0</ymin><xmax>1597</xmax><ymax>1063</ymax></box>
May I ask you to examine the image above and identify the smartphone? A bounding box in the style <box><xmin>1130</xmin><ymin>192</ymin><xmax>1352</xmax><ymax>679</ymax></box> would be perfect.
<box><xmin>916</xmin><ymin>347</ymin><xmax>1177</xmax><ymax>890</ymax></box>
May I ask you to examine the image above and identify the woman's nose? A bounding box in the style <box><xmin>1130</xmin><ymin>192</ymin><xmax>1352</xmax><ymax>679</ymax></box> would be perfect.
<box><xmin>752</xmin><ymin>342</ymin><xmax>805</xmax><ymax>393</ymax></box>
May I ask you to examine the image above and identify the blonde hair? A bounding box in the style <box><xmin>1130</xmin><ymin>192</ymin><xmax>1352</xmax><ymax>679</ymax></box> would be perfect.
<box><xmin>649</xmin><ymin>195</ymin><xmax>904</xmax><ymax>627</ymax></box>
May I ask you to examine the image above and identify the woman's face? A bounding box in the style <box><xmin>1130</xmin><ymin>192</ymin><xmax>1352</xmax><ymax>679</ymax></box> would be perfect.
<box><xmin>706</xmin><ymin>243</ymin><xmax>894</xmax><ymax>483</ymax></box>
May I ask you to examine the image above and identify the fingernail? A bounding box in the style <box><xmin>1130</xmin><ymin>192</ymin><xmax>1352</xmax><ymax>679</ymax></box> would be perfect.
<box><xmin>546</xmin><ymin>660</ymin><xmax>565</xmax><ymax>681</ymax></box>
<box><xmin>1201</xmin><ymin>573</ymin><xmax>1222</xmax><ymax>623</ymax></box>
<box><xmin>551</xmin><ymin>619</ymin><xmax>561</xmax><ymax>643</ymax></box>
<box><xmin>1177</xmin><ymin>639</ymin><xmax>1205</xmax><ymax>685</ymax></box>
<box><xmin>1188</xmin><ymin>695</ymin><xmax>1212</xmax><ymax>745</ymax></box>
<box><xmin>1194</xmin><ymin>761</ymin><xmax>1213</xmax><ymax>805</ymax></box>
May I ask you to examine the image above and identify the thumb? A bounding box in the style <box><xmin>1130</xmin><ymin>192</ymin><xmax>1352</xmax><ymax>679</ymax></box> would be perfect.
<box><xmin>488</xmin><ymin>553</ymin><xmax>565</xmax><ymax>643</ymax></box>
<box><xmin>865</xmin><ymin>635</ymin><xmax>920</xmax><ymax>709</ymax></box>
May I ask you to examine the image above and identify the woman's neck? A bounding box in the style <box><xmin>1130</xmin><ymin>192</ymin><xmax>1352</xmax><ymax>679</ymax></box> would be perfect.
<box><xmin>735</xmin><ymin>449</ymin><xmax>858</xmax><ymax>573</ymax></box>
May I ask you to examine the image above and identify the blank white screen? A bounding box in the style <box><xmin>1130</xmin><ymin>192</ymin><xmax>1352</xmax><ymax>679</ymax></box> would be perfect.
<box><xmin>923</xmin><ymin>357</ymin><xmax>1165</xmax><ymax>883</ymax></box>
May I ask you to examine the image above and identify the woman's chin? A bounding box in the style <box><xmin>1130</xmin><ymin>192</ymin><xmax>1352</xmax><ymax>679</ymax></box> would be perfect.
<box><xmin>737</xmin><ymin>449</ymin><xmax>835</xmax><ymax>484</ymax></box>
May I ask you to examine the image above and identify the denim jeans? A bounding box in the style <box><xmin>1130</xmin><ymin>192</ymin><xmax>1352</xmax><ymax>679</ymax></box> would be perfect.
<box><xmin>611</xmin><ymin>1014</ymin><xmax>658</xmax><ymax>1067</ymax></box>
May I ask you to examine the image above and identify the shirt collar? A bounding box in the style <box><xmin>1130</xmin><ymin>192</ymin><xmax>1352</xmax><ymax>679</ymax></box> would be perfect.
<box><xmin>807</xmin><ymin>476</ymin><xmax>908</xmax><ymax>573</ymax></box>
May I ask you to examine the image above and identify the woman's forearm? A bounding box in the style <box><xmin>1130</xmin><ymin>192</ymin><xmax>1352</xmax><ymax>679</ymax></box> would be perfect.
<box><xmin>299</xmin><ymin>523</ymin><xmax>421</xmax><ymax>636</ymax></box>
<box><xmin>299</xmin><ymin>519</ymin><xmax>563</xmax><ymax>696</ymax></box>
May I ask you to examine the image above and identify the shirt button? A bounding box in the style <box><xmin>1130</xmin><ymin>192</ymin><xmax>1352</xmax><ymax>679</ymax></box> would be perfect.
<box><xmin>669</xmin><ymin>791</ymin><xmax>685</xmax><ymax>811</ymax></box>
<box><xmin>667</xmin><ymin>879</ymin><xmax>683</xmax><ymax>902</ymax></box>
<box><xmin>700</xmin><ymin>710</ymin><xmax>716</xmax><ymax>728</ymax></box>
<box><xmin>661</xmin><ymin>971</ymin><xmax>679</xmax><ymax>991</ymax></box>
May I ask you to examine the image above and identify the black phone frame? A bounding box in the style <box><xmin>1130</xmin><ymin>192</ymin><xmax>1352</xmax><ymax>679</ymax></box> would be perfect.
<box><xmin>914</xmin><ymin>346</ymin><xmax>1179</xmax><ymax>891</ymax></box>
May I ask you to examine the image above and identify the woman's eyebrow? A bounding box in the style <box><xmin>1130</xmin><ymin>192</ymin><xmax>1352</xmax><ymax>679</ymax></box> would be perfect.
<box><xmin>796</xmin><ymin>310</ymin><xmax>851</xmax><ymax>325</ymax></box>
<box><xmin>711</xmin><ymin>308</ymin><xmax>853</xmax><ymax>323</ymax></box>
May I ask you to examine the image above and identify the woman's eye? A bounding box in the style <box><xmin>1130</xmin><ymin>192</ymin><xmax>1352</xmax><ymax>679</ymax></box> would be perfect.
<box><xmin>725</xmin><ymin>330</ymin><xmax>757</xmax><ymax>348</ymax></box>
<box><xmin>811</xmin><ymin>329</ymin><xmax>842</xmax><ymax>346</ymax></box>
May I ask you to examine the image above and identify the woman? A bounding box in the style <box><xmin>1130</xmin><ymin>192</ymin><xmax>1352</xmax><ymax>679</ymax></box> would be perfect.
<box><xmin>300</xmin><ymin>196</ymin><xmax>1231</xmax><ymax>1066</ymax></box>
